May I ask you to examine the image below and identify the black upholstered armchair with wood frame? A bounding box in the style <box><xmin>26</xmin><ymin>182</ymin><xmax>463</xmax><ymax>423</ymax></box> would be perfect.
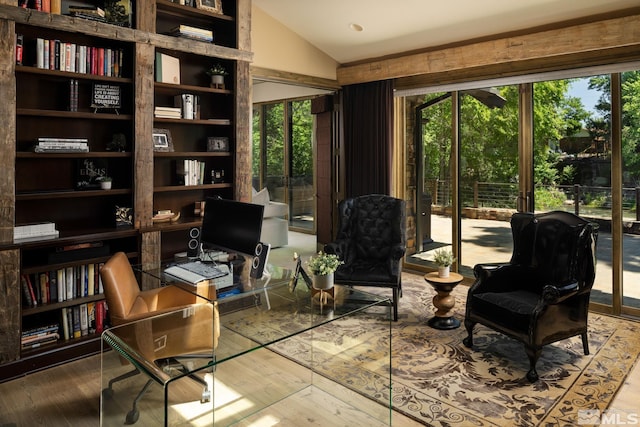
<box><xmin>324</xmin><ymin>194</ymin><xmax>406</xmax><ymax>321</ymax></box>
<box><xmin>462</xmin><ymin>211</ymin><xmax>598</xmax><ymax>382</ymax></box>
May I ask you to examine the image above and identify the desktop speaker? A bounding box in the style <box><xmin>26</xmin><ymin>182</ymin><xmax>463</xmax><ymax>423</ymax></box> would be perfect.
<box><xmin>187</xmin><ymin>227</ymin><xmax>201</xmax><ymax>259</ymax></box>
<box><xmin>250</xmin><ymin>241</ymin><xmax>270</xmax><ymax>279</ymax></box>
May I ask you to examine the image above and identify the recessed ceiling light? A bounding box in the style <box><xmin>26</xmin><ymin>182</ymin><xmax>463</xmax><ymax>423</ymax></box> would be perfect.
<box><xmin>349</xmin><ymin>23</ymin><xmax>364</xmax><ymax>32</ymax></box>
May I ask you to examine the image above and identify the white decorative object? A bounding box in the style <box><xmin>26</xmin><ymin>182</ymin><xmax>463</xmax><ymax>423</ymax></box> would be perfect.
<box><xmin>438</xmin><ymin>266</ymin><xmax>450</xmax><ymax>278</ymax></box>
<box><xmin>313</xmin><ymin>272</ymin><xmax>334</xmax><ymax>290</ymax></box>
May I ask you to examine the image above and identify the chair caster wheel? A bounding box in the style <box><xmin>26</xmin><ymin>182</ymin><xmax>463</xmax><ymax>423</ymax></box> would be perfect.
<box><xmin>125</xmin><ymin>409</ymin><xmax>139</xmax><ymax>424</ymax></box>
<box><xmin>102</xmin><ymin>388</ymin><xmax>114</xmax><ymax>399</ymax></box>
<box><xmin>462</xmin><ymin>336</ymin><xmax>473</xmax><ymax>348</ymax></box>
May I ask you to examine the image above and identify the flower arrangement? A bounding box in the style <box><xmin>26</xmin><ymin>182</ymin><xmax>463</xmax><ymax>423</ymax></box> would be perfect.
<box><xmin>306</xmin><ymin>252</ymin><xmax>343</xmax><ymax>276</ymax></box>
<box><xmin>432</xmin><ymin>248</ymin><xmax>456</xmax><ymax>267</ymax></box>
<box><xmin>206</xmin><ymin>63</ymin><xmax>228</xmax><ymax>76</ymax></box>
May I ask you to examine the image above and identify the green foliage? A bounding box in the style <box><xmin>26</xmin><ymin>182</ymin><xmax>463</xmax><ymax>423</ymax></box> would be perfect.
<box><xmin>584</xmin><ymin>193</ymin><xmax>608</xmax><ymax>208</ymax></box>
<box><xmin>534</xmin><ymin>187</ymin><xmax>566</xmax><ymax>210</ymax></box>
<box><xmin>622</xmin><ymin>71</ymin><xmax>640</xmax><ymax>183</ymax></box>
<box><xmin>251</xmin><ymin>100</ymin><xmax>313</xmax><ymax>187</ymax></box>
<box><xmin>306</xmin><ymin>252</ymin><xmax>343</xmax><ymax>276</ymax></box>
<box><xmin>432</xmin><ymin>248</ymin><xmax>456</xmax><ymax>267</ymax></box>
<box><xmin>206</xmin><ymin>63</ymin><xmax>228</xmax><ymax>76</ymax></box>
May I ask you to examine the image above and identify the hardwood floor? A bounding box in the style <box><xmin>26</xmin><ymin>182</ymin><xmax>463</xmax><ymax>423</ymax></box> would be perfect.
<box><xmin>0</xmin><ymin>350</ymin><xmax>422</xmax><ymax>426</ymax></box>
<box><xmin>2</xmin><ymin>342</ymin><xmax>638</xmax><ymax>426</ymax></box>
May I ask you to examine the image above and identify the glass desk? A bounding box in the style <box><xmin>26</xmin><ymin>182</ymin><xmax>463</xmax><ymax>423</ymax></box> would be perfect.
<box><xmin>101</xmin><ymin>268</ymin><xmax>392</xmax><ymax>426</ymax></box>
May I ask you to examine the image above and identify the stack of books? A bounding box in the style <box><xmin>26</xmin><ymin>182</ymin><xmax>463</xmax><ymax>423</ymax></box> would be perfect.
<box><xmin>170</xmin><ymin>25</ymin><xmax>213</xmax><ymax>43</ymax></box>
<box><xmin>14</xmin><ymin>222</ymin><xmax>59</xmax><ymax>242</ymax></box>
<box><xmin>67</xmin><ymin>5</ymin><xmax>106</xmax><ymax>23</ymax></box>
<box><xmin>154</xmin><ymin>106</ymin><xmax>182</xmax><ymax>119</ymax></box>
<box><xmin>34</xmin><ymin>137</ymin><xmax>89</xmax><ymax>153</ymax></box>
<box><xmin>21</xmin><ymin>324</ymin><xmax>60</xmax><ymax>350</ymax></box>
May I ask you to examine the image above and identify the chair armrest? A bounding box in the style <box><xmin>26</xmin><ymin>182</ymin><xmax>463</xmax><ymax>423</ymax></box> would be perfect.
<box><xmin>542</xmin><ymin>281</ymin><xmax>579</xmax><ymax>304</ymax></box>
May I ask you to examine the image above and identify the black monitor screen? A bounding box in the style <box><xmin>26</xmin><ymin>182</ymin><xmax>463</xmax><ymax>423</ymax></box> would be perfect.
<box><xmin>200</xmin><ymin>197</ymin><xmax>264</xmax><ymax>256</ymax></box>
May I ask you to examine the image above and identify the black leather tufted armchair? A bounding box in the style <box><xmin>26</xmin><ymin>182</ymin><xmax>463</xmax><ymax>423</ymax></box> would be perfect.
<box><xmin>463</xmin><ymin>211</ymin><xmax>598</xmax><ymax>382</ymax></box>
<box><xmin>324</xmin><ymin>194</ymin><xmax>406</xmax><ymax>321</ymax></box>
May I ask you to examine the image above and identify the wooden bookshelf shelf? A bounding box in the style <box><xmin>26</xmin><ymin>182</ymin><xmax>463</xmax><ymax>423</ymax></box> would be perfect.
<box><xmin>154</xmin><ymin>151</ymin><xmax>230</xmax><ymax>157</ymax></box>
<box><xmin>16</xmin><ymin>189</ymin><xmax>131</xmax><ymax>200</ymax></box>
<box><xmin>15</xmin><ymin>65</ymin><xmax>133</xmax><ymax>83</ymax></box>
<box><xmin>155</xmin><ymin>81</ymin><xmax>232</xmax><ymax>95</ymax></box>
<box><xmin>154</xmin><ymin>183</ymin><xmax>232</xmax><ymax>192</ymax></box>
<box><xmin>17</xmin><ymin>109</ymin><xmax>132</xmax><ymax>120</ymax></box>
<box><xmin>156</xmin><ymin>0</ymin><xmax>235</xmax><ymax>23</ymax></box>
<box><xmin>17</xmin><ymin>152</ymin><xmax>132</xmax><ymax>158</ymax></box>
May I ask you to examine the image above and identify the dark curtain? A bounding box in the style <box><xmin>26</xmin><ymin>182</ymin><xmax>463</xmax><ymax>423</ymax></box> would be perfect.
<box><xmin>342</xmin><ymin>80</ymin><xmax>393</xmax><ymax>198</ymax></box>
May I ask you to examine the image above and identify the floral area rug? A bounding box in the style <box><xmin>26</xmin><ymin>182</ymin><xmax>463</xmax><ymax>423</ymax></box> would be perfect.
<box><xmin>224</xmin><ymin>272</ymin><xmax>640</xmax><ymax>426</ymax></box>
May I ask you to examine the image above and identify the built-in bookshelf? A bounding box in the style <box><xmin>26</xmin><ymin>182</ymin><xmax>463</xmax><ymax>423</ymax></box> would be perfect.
<box><xmin>151</xmin><ymin>3</ymin><xmax>237</xmax><ymax>260</ymax></box>
<box><xmin>0</xmin><ymin>0</ymin><xmax>251</xmax><ymax>381</ymax></box>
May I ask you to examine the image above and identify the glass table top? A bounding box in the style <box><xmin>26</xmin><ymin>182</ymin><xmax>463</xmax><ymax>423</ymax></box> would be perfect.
<box><xmin>102</xmin><ymin>274</ymin><xmax>391</xmax><ymax>387</ymax></box>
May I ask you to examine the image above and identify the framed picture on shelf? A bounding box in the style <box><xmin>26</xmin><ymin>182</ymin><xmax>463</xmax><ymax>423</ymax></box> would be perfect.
<box><xmin>153</xmin><ymin>128</ymin><xmax>174</xmax><ymax>152</ymax></box>
<box><xmin>207</xmin><ymin>136</ymin><xmax>229</xmax><ymax>152</ymax></box>
<box><xmin>196</xmin><ymin>0</ymin><xmax>223</xmax><ymax>14</ymax></box>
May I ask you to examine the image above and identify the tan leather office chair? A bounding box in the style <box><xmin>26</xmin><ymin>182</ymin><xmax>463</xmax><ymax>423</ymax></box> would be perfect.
<box><xmin>100</xmin><ymin>252</ymin><xmax>219</xmax><ymax>424</ymax></box>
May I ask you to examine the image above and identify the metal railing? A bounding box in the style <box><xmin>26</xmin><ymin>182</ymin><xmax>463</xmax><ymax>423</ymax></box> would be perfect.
<box><xmin>425</xmin><ymin>179</ymin><xmax>640</xmax><ymax>220</ymax></box>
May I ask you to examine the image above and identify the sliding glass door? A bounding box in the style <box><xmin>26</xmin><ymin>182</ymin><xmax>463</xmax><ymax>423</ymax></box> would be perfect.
<box><xmin>252</xmin><ymin>99</ymin><xmax>315</xmax><ymax>232</ymax></box>
<box><xmin>402</xmin><ymin>68</ymin><xmax>640</xmax><ymax>316</ymax></box>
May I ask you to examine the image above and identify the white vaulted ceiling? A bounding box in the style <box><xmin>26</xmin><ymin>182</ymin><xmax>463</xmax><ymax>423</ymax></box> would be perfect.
<box><xmin>253</xmin><ymin>0</ymin><xmax>639</xmax><ymax>64</ymax></box>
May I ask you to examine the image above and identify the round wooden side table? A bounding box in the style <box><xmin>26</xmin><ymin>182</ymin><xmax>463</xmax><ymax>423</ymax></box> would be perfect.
<box><xmin>424</xmin><ymin>271</ymin><xmax>464</xmax><ymax>330</ymax></box>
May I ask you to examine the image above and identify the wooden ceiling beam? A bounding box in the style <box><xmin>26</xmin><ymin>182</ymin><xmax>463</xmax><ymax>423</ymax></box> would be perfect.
<box><xmin>337</xmin><ymin>12</ymin><xmax>640</xmax><ymax>86</ymax></box>
<box><xmin>251</xmin><ymin>66</ymin><xmax>340</xmax><ymax>90</ymax></box>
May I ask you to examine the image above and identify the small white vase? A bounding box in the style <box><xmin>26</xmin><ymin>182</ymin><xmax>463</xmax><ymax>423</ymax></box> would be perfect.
<box><xmin>100</xmin><ymin>181</ymin><xmax>112</xmax><ymax>190</ymax></box>
<box><xmin>313</xmin><ymin>272</ymin><xmax>334</xmax><ymax>290</ymax></box>
<box><xmin>438</xmin><ymin>266</ymin><xmax>450</xmax><ymax>278</ymax></box>
<box><xmin>211</xmin><ymin>74</ymin><xmax>224</xmax><ymax>86</ymax></box>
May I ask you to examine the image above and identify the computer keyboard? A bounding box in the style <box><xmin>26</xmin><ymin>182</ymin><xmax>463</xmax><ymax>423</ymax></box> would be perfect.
<box><xmin>164</xmin><ymin>261</ymin><xmax>228</xmax><ymax>285</ymax></box>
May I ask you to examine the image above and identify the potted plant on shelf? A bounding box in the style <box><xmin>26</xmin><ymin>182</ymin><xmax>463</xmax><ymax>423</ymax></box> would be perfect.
<box><xmin>97</xmin><ymin>176</ymin><xmax>112</xmax><ymax>190</ymax></box>
<box><xmin>206</xmin><ymin>63</ymin><xmax>228</xmax><ymax>88</ymax></box>
<box><xmin>306</xmin><ymin>252</ymin><xmax>343</xmax><ymax>290</ymax></box>
<box><xmin>432</xmin><ymin>248</ymin><xmax>456</xmax><ymax>278</ymax></box>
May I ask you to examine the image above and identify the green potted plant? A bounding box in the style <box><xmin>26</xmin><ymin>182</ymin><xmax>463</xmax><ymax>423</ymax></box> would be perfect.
<box><xmin>206</xmin><ymin>63</ymin><xmax>228</xmax><ymax>88</ymax></box>
<box><xmin>97</xmin><ymin>175</ymin><xmax>112</xmax><ymax>190</ymax></box>
<box><xmin>432</xmin><ymin>248</ymin><xmax>456</xmax><ymax>277</ymax></box>
<box><xmin>306</xmin><ymin>251</ymin><xmax>343</xmax><ymax>290</ymax></box>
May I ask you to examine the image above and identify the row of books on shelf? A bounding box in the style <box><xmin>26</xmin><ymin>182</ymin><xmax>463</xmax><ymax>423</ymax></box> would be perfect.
<box><xmin>21</xmin><ymin>300</ymin><xmax>108</xmax><ymax>349</ymax></box>
<box><xmin>21</xmin><ymin>262</ymin><xmax>104</xmax><ymax>308</ymax></box>
<box><xmin>34</xmin><ymin>137</ymin><xmax>89</xmax><ymax>153</ymax></box>
<box><xmin>177</xmin><ymin>159</ymin><xmax>208</xmax><ymax>186</ymax></box>
<box><xmin>19</xmin><ymin>0</ymin><xmax>61</xmax><ymax>14</ymax></box>
<box><xmin>31</xmin><ymin>38</ymin><xmax>124</xmax><ymax>77</ymax></box>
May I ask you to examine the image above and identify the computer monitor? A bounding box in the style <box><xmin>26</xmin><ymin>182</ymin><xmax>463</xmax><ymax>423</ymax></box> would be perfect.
<box><xmin>200</xmin><ymin>197</ymin><xmax>264</xmax><ymax>256</ymax></box>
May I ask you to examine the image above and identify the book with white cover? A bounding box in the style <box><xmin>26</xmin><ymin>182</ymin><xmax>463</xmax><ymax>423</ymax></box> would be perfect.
<box><xmin>155</xmin><ymin>52</ymin><xmax>180</xmax><ymax>84</ymax></box>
